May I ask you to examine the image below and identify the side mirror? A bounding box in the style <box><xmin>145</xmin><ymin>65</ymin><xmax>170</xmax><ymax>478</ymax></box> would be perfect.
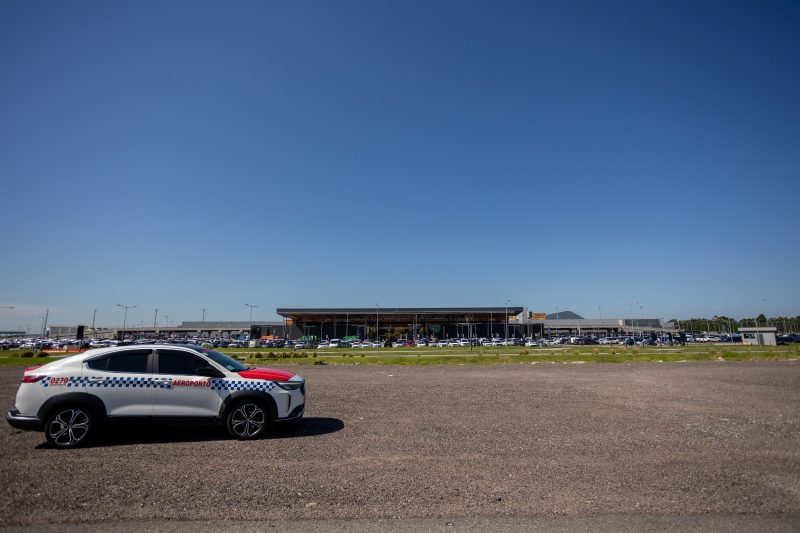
<box><xmin>196</xmin><ymin>366</ymin><xmax>224</xmax><ymax>378</ymax></box>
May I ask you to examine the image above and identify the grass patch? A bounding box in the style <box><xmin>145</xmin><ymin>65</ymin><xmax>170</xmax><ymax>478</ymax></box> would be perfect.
<box><xmin>0</xmin><ymin>356</ymin><xmax>60</xmax><ymax>366</ymax></box>
<box><xmin>220</xmin><ymin>344</ymin><xmax>800</xmax><ymax>366</ymax></box>
<box><xmin>1</xmin><ymin>345</ymin><xmax>796</xmax><ymax>368</ymax></box>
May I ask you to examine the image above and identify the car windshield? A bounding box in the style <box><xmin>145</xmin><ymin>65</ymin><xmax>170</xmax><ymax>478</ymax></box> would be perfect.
<box><xmin>200</xmin><ymin>348</ymin><xmax>248</xmax><ymax>372</ymax></box>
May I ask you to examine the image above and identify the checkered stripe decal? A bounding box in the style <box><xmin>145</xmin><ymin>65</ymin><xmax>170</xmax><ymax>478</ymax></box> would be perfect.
<box><xmin>210</xmin><ymin>379</ymin><xmax>276</xmax><ymax>392</ymax></box>
<box><xmin>40</xmin><ymin>375</ymin><xmax>276</xmax><ymax>392</ymax></box>
<box><xmin>67</xmin><ymin>376</ymin><xmax>172</xmax><ymax>388</ymax></box>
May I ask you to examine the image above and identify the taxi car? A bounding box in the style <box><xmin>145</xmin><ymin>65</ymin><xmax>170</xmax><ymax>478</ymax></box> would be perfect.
<box><xmin>5</xmin><ymin>344</ymin><xmax>305</xmax><ymax>448</ymax></box>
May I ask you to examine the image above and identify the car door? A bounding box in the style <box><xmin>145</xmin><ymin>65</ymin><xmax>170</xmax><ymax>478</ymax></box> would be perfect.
<box><xmin>151</xmin><ymin>348</ymin><xmax>224</xmax><ymax>417</ymax></box>
<box><xmin>81</xmin><ymin>348</ymin><xmax>154</xmax><ymax>417</ymax></box>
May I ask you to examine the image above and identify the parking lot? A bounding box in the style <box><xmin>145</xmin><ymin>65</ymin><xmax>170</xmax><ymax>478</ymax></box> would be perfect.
<box><xmin>2</xmin><ymin>361</ymin><xmax>800</xmax><ymax>529</ymax></box>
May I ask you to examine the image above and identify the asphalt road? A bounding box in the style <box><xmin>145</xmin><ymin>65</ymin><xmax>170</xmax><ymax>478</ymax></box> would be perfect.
<box><xmin>1</xmin><ymin>360</ymin><xmax>799</xmax><ymax>531</ymax></box>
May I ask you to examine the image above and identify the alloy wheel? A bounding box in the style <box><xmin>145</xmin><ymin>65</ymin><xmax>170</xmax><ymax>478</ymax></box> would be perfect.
<box><xmin>230</xmin><ymin>403</ymin><xmax>265</xmax><ymax>438</ymax></box>
<box><xmin>47</xmin><ymin>408</ymin><xmax>91</xmax><ymax>447</ymax></box>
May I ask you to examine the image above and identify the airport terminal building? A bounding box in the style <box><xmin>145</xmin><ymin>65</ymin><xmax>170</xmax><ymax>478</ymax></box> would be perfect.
<box><xmin>271</xmin><ymin>308</ymin><xmax>669</xmax><ymax>340</ymax></box>
<box><xmin>50</xmin><ymin>307</ymin><xmax>670</xmax><ymax>340</ymax></box>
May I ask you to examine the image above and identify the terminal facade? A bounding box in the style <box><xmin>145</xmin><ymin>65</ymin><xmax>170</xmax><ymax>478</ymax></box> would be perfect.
<box><xmin>49</xmin><ymin>307</ymin><xmax>671</xmax><ymax>340</ymax></box>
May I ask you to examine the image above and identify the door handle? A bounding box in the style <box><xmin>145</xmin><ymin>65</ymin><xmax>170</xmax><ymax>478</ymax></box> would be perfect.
<box><xmin>152</xmin><ymin>377</ymin><xmax>172</xmax><ymax>384</ymax></box>
<box><xmin>88</xmin><ymin>377</ymin><xmax>106</xmax><ymax>383</ymax></box>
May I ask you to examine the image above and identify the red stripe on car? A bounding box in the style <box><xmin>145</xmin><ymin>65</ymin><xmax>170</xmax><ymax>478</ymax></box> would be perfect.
<box><xmin>237</xmin><ymin>368</ymin><xmax>295</xmax><ymax>381</ymax></box>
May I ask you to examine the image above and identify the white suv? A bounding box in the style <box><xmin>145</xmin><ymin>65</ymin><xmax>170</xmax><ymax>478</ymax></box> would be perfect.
<box><xmin>5</xmin><ymin>344</ymin><xmax>305</xmax><ymax>448</ymax></box>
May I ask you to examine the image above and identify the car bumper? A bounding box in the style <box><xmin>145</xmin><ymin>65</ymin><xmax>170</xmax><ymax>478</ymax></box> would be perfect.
<box><xmin>6</xmin><ymin>408</ymin><xmax>43</xmax><ymax>431</ymax></box>
<box><xmin>278</xmin><ymin>404</ymin><xmax>305</xmax><ymax>421</ymax></box>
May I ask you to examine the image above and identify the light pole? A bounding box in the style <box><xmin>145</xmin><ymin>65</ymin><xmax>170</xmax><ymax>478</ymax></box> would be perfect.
<box><xmin>41</xmin><ymin>308</ymin><xmax>49</xmax><ymax>338</ymax></box>
<box><xmin>505</xmin><ymin>299</ymin><xmax>511</xmax><ymax>339</ymax></box>
<box><xmin>154</xmin><ymin>308</ymin><xmax>158</xmax><ymax>328</ymax></box>
<box><xmin>375</xmin><ymin>303</ymin><xmax>380</xmax><ymax>342</ymax></box>
<box><xmin>201</xmin><ymin>308</ymin><xmax>208</xmax><ymax>336</ymax></box>
<box><xmin>91</xmin><ymin>309</ymin><xmax>97</xmax><ymax>334</ymax></box>
<box><xmin>754</xmin><ymin>298</ymin><xmax>765</xmax><ymax>346</ymax></box>
<box><xmin>245</xmin><ymin>304</ymin><xmax>258</xmax><ymax>335</ymax></box>
<box><xmin>623</xmin><ymin>301</ymin><xmax>639</xmax><ymax>335</ymax></box>
<box><xmin>116</xmin><ymin>304</ymin><xmax>136</xmax><ymax>340</ymax></box>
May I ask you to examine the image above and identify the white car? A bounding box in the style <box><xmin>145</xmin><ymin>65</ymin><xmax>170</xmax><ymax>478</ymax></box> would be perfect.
<box><xmin>6</xmin><ymin>344</ymin><xmax>305</xmax><ymax>448</ymax></box>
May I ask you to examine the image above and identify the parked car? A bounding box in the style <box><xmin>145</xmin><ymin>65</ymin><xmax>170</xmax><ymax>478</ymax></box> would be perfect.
<box><xmin>5</xmin><ymin>344</ymin><xmax>305</xmax><ymax>448</ymax></box>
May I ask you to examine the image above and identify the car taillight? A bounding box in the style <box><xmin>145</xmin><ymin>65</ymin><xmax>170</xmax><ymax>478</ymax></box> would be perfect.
<box><xmin>21</xmin><ymin>375</ymin><xmax>45</xmax><ymax>383</ymax></box>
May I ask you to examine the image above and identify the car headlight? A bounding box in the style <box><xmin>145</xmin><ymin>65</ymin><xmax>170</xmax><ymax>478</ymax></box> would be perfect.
<box><xmin>275</xmin><ymin>380</ymin><xmax>303</xmax><ymax>391</ymax></box>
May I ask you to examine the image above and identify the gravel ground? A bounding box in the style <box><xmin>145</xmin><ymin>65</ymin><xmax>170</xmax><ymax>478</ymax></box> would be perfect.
<box><xmin>1</xmin><ymin>360</ymin><xmax>799</xmax><ymax>528</ymax></box>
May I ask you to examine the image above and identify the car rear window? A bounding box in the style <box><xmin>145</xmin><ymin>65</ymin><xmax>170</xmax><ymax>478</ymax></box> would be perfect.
<box><xmin>87</xmin><ymin>350</ymin><xmax>150</xmax><ymax>373</ymax></box>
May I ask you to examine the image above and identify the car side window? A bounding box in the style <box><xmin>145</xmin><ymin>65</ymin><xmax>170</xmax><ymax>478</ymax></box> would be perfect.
<box><xmin>157</xmin><ymin>350</ymin><xmax>208</xmax><ymax>375</ymax></box>
<box><xmin>87</xmin><ymin>350</ymin><xmax>150</xmax><ymax>373</ymax></box>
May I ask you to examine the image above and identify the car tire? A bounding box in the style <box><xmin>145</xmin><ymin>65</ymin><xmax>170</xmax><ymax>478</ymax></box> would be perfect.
<box><xmin>226</xmin><ymin>400</ymin><xmax>271</xmax><ymax>440</ymax></box>
<box><xmin>44</xmin><ymin>405</ymin><xmax>94</xmax><ymax>448</ymax></box>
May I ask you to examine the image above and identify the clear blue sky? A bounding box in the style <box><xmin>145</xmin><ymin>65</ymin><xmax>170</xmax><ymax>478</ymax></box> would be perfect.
<box><xmin>1</xmin><ymin>0</ymin><xmax>798</xmax><ymax>331</ymax></box>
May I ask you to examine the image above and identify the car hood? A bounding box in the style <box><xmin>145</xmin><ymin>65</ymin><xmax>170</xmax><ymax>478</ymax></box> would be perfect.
<box><xmin>237</xmin><ymin>367</ymin><xmax>295</xmax><ymax>381</ymax></box>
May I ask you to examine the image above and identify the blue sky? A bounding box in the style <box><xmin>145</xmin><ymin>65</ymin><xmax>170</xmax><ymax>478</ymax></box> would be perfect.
<box><xmin>1</xmin><ymin>0</ymin><xmax>798</xmax><ymax>331</ymax></box>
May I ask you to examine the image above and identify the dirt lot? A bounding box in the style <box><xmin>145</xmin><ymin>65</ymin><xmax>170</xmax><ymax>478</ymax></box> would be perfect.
<box><xmin>1</xmin><ymin>361</ymin><xmax>799</xmax><ymax>527</ymax></box>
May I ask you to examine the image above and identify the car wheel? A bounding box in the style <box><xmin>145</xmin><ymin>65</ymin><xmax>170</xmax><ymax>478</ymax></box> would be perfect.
<box><xmin>226</xmin><ymin>400</ymin><xmax>270</xmax><ymax>440</ymax></box>
<box><xmin>44</xmin><ymin>405</ymin><xmax>94</xmax><ymax>448</ymax></box>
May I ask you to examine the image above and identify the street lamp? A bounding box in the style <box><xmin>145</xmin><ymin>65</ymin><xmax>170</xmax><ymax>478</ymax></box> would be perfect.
<box><xmin>623</xmin><ymin>301</ymin><xmax>639</xmax><ymax>335</ymax></box>
<box><xmin>505</xmin><ymin>299</ymin><xmax>511</xmax><ymax>340</ymax></box>
<box><xmin>116</xmin><ymin>304</ymin><xmax>136</xmax><ymax>340</ymax></box>
<box><xmin>375</xmin><ymin>303</ymin><xmax>380</xmax><ymax>342</ymax></box>
<box><xmin>245</xmin><ymin>304</ymin><xmax>258</xmax><ymax>334</ymax></box>
<box><xmin>754</xmin><ymin>298</ymin><xmax>766</xmax><ymax>346</ymax></box>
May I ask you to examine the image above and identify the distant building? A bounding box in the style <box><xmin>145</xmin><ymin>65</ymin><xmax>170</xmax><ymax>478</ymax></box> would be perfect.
<box><xmin>49</xmin><ymin>325</ymin><xmax>79</xmax><ymax>337</ymax></box>
<box><xmin>738</xmin><ymin>327</ymin><xmax>777</xmax><ymax>346</ymax></box>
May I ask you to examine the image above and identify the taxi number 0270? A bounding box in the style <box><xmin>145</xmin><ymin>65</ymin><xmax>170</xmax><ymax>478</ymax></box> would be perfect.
<box><xmin>49</xmin><ymin>377</ymin><xmax>69</xmax><ymax>386</ymax></box>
